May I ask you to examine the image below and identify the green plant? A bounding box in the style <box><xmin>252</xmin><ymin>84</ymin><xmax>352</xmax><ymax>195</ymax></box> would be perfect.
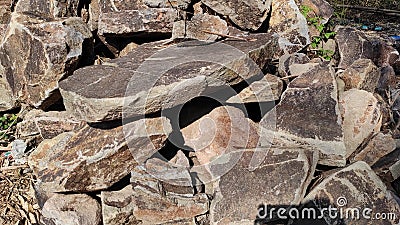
<box><xmin>0</xmin><ymin>113</ymin><xmax>18</xmax><ymax>140</ymax></box>
<box><xmin>301</xmin><ymin>5</ymin><xmax>336</xmax><ymax>60</ymax></box>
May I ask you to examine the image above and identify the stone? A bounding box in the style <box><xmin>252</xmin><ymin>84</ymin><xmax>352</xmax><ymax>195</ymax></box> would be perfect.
<box><xmin>98</xmin><ymin>0</ymin><xmax>178</xmax><ymax>36</ymax></box>
<box><xmin>339</xmin><ymin>59</ymin><xmax>380</xmax><ymax>92</ymax></box>
<box><xmin>0</xmin><ymin>0</ymin><xmax>12</xmax><ymax>24</ymax></box>
<box><xmin>201</xmin><ymin>0</ymin><xmax>271</xmax><ymax>31</ymax></box>
<box><xmin>336</xmin><ymin>26</ymin><xmax>400</xmax><ymax>71</ymax></box>
<box><xmin>15</xmin><ymin>0</ymin><xmax>80</xmax><ymax>18</ymax></box>
<box><xmin>340</xmin><ymin>89</ymin><xmax>382</xmax><ymax>158</ymax></box>
<box><xmin>60</xmin><ymin>33</ymin><xmax>283</xmax><ymax>122</ymax></box>
<box><xmin>377</xmin><ymin>65</ymin><xmax>396</xmax><ymax>96</ymax></box>
<box><xmin>181</xmin><ymin>106</ymin><xmax>259</xmax><ymax>166</ymax></box>
<box><xmin>118</xmin><ymin>42</ymin><xmax>139</xmax><ymax>57</ymax></box>
<box><xmin>28</xmin><ymin>117</ymin><xmax>172</xmax><ymax>192</ymax></box>
<box><xmin>278</xmin><ymin>53</ymin><xmax>310</xmax><ymax>78</ymax></box>
<box><xmin>226</xmin><ymin>74</ymin><xmax>283</xmax><ymax>103</ymax></box>
<box><xmin>172</xmin><ymin>13</ymin><xmax>229</xmax><ymax>41</ymax></box>
<box><xmin>0</xmin><ymin>13</ymin><xmax>93</xmax><ymax>108</ymax></box>
<box><xmin>143</xmin><ymin>0</ymin><xmax>191</xmax><ymax>9</ymax></box>
<box><xmin>16</xmin><ymin>109</ymin><xmax>84</xmax><ymax>146</ymax></box>
<box><xmin>372</xmin><ymin>147</ymin><xmax>400</xmax><ymax>183</ymax></box>
<box><xmin>101</xmin><ymin>184</ymin><xmax>209</xmax><ymax>225</ymax></box>
<box><xmin>269</xmin><ymin>0</ymin><xmax>310</xmax><ymax>54</ymax></box>
<box><xmin>303</xmin><ymin>161</ymin><xmax>400</xmax><ymax>225</ymax></box>
<box><xmin>296</xmin><ymin>0</ymin><xmax>334</xmax><ymax>24</ymax></box>
<box><xmin>349</xmin><ymin>132</ymin><xmax>396</xmax><ymax>166</ymax></box>
<box><xmin>41</xmin><ymin>193</ymin><xmax>101</xmax><ymax>225</ymax></box>
<box><xmin>88</xmin><ymin>0</ymin><xmax>100</xmax><ymax>31</ymax></box>
<box><xmin>0</xmin><ymin>76</ymin><xmax>15</xmax><ymax>111</ymax></box>
<box><xmin>209</xmin><ymin>148</ymin><xmax>318</xmax><ymax>224</ymax></box>
<box><xmin>260</xmin><ymin>64</ymin><xmax>346</xmax><ymax>166</ymax></box>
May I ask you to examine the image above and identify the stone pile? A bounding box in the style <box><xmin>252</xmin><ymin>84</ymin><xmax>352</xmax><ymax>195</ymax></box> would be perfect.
<box><xmin>0</xmin><ymin>0</ymin><xmax>399</xmax><ymax>224</ymax></box>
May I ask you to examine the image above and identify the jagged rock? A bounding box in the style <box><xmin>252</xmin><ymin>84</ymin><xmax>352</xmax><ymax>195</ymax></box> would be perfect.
<box><xmin>0</xmin><ymin>76</ymin><xmax>15</xmax><ymax>111</ymax></box>
<box><xmin>16</xmin><ymin>109</ymin><xmax>84</xmax><ymax>145</ymax></box>
<box><xmin>60</xmin><ymin>34</ymin><xmax>282</xmax><ymax>122</ymax></box>
<box><xmin>28</xmin><ymin>117</ymin><xmax>172</xmax><ymax>192</ymax></box>
<box><xmin>372</xmin><ymin>147</ymin><xmax>400</xmax><ymax>183</ymax></box>
<box><xmin>118</xmin><ymin>42</ymin><xmax>138</xmax><ymax>57</ymax></box>
<box><xmin>172</xmin><ymin>13</ymin><xmax>229</xmax><ymax>41</ymax></box>
<box><xmin>349</xmin><ymin>132</ymin><xmax>396</xmax><ymax>166</ymax></box>
<box><xmin>0</xmin><ymin>0</ymin><xmax>12</xmax><ymax>24</ymax></box>
<box><xmin>260</xmin><ymin>64</ymin><xmax>346</xmax><ymax>166</ymax></box>
<box><xmin>339</xmin><ymin>59</ymin><xmax>380</xmax><ymax>92</ymax></box>
<box><xmin>336</xmin><ymin>26</ymin><xmax>400</xmax><ymax>72</ymax></box>
<box><xmin>269</xmin><ymin>0</ymin><xmax>310</xmax><ymax>54</ymax></box>
<box><xmin>15</xmin><ymin>0</ymin><xmax>80</xmax><ymax>18</ymax></box>
<box><xmin>201</xmin><ymin>0</ymin><xmax>271</xmax><ymax>31</ymax></box>
<box><xmin>227</xmin><ymin>74</ymin><xmax>283</xmax><ymax>103</ymax></box>
<box><xmin>101</xmin><ymin>184</ymin><xmax>209</xmax><ymax>225</ymax></box>
<box><xmin>278</xmin><ymin>53</ymin><xmax>310</xmax><ymax>78</ymax></box>
<box><xmin>181</xmin><ymin>106</ymin><xmax>259</xmax><ymax>166</ymax></box>
<box><xmin>209</xmin><ymin>148</ymin><xmax>318</xmax><ymax>224</ymax></box>
<box><xmin>303</xmin><ymin>161</ymin><xmax>400</xmax><ymax>225</ymax></box>
<box><xmin>143</xmin><ymin>0</ymin><xmax>191</xmax><ymax>9</ymax></box>
<box><xmin>87</xmin><ymin>0</ymin><xmax>100</xmax><ymax>31</ymax></box>
<box><xmin>340</xmin><ymin>89</ymin><xmax>381</xmax><ymax>158</ymax></box>
<box><xmin>41</xmin><ymin>193</ymin><xmax>101</xmax><ymax>225</ymax></box>
<box><xmin>97</xmin><ymin>0</ymin><xmax>178</xmax><ymax>35</ymax></box>
<box><xmin>377</xmin><ymin>65</ymin><xmax>396</xmax><ymax>95</ymax></box>
<box><xmin>0</xmin><ymin>13</ymin><xmax>93</xmax><ymax>108</ymax></box>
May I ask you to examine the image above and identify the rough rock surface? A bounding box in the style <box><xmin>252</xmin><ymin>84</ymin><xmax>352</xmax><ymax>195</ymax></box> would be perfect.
<box><xmin>278</xmin><ymin>53</ymin><xmax>310</xmax><ymax>78</ymax></box>
<box><xmin>181</xmin><ymin>106</ymin><xmax>259</xmax><ymax>166</ymax></box>
<box><xmin>340</xmin><ymin>89</ymin><xmax>382</xmax><ymax>158</ymax></box>
<box><xmin>261</xmin><ymin>64</ymin><xmax>346</xmax><ymax>166</ymax></box>
<box><xmin>227</xmin><ymin>74</ymin><xmax>283</xmax><ymax>103</ymax></box>
<box><xmin>28</xmin><ymin>117</ymin><xmax>172</xmax><ymax>192</ymax></box>
<box><xmin>60</xmin><ymin>33</ymin><xmax>283</xmax><ymax>122</ymax></box>
<box><xmin>0</xmin><ymin>76</ymin><xmax>15</xmax><ymax>111</ymax></box>
<box><xmin>15</xmin><ymin>0</ymin><xmax>80</xmax><ymax>18</ymax></box>
<box><xmin>16</xmin><ymin>109</ymin><xmax>84</xmax><ymax>145</ymax></box>
<box><xmin>41</xmin><ymin>193</ymin><xmax>101</xmax><ymax>225</ymax></box>
<box><xmin>269</xmin><ymin>0</ymin><xmax>311</xmax><ymax>54</ymax></box>
<box><xmin>339</xmin><ymin>58</ymin><xmax>380</xmax><ymax>92</ymax></box>
<box><xmin>172</xmin><ymin>13</ymin><xmax>229</xmax><ymax>41</ymax></box>
<box><xmin>101</xmin><ymin>184</ymin><xmax>209</xmax><ymax>225</ymax></box>
<box><xmin>372</xmin><ymin>148</ymin><xmax>400</xmax><ymax>183</ymax></box>
<box><xmin>0</xmin><ymin>13</ymin><xmax>93</xmax><ymax>108</ymax></box>
<box><xmin>303</xmin><ymin>161</ymin><xmax>400</xmax><ymax>225</ymax></box>
<box><xmin>349</xmin><ymin>132</ymin><xmax>396</xmax><ymax>166</ymax></box>
<box><xmin>201</xmin><ymin>0</ymin><xmax>271</xmax><ymax>31</ymax></box>
<box><xmin>336</xmin><ymin>26</ymin><xmax>400</xmax><ymax>72</ymax></box>
<box><xmin>209</xmin><ymin>148</ymin><xmax>318</xmax><ymax>224</ymax></box>
<box><xmin>0</xmin><ymin>0</ymin><xmax>12</xmax><ymax>24</ymax></box>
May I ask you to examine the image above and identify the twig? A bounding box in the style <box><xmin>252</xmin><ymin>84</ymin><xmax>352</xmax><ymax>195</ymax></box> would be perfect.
<box><xmin>201</xmin><ymin>30</ymin><xmax>257</xmax><ymax>42</ymax></box>
<box><xmin>336</xmin><ymin>4</ymin><xmax>400</xmax><ymax>17</ymax></box>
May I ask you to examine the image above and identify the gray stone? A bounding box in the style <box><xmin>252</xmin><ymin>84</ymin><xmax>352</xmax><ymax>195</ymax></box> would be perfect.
<box><xmin>372</xmin><ymin>147</ymin><xmax>400</xmax><ymax>183</ymax></box>
<box><xmin>41</xmin><ymin>193</ymin><xmax>101</xmax><ymax>225</ymax></box>
<box><xmin>201</xmin><ymin>0</ymin><xmax>271</xmax><ymax>31</ymax></box>
<box><xmin>340</xmin><ymin>89</ymin><xmax>381</xmax><ymax>158</ymax></box>
<box><xmin>260</xmin><ymin>64</ymin><xmax>346</xmax><ymax>166</ymax></box>
<box><xmin>28</xmin><ymin>117</ymin><xmax>172</xmax><ymax>192</ymax></box>
<box><xmin>227</xmin><ymin>74</ymin><xmax>283</xmax><ymax>103</ymax></box>
<box><xmin>269</xmin><ymin>0</ymin><xmax>310</xmax><ymax>54</ymax></box>
<box><xmin>0</xmin><ymin>13</ymin><xmax>93</xmax><ymax>108</ymax></box>
<box><xmin>339</xmin><ymin>58</ymin><xmax>380</xmax><ymax>92</ymax></box>
<box><xmin>101</xmin><ymin>184</ymin><xmax>209</xmax><ymax>225</ymax></box>
<box><xmin>0</xmin><ymin>0</ymin><xmax>12</xmax><ymax>24</ymax></box>
<box><xmin>15</xmin><ymin>0</ymin><xmax>80</xmax><ymax>18</ymax></box>
<box><xmin>209</xmin><ymin>148</ymin><xmax>318</xmax><ymax>224</ymax></box>
<box><xmin>172</xmin><ymin>13</ymin><xmax>229</xmax><ymax>41</ymax></box>
<box><xmin>349</xmin><ymin>132</ymin><xmax>396</xmax><ymax>166</ymax></box>
<box><xmin>60</xmin><ymin>34</ymin><xmax>283</xmax><ymax>122</ymax></box>
<box><xmin>0</xmin><ymin>76</ymin><xmax>15</xmax><ymax>111</ymax></box>
<box><xmin>303</xmin><ymin>161</ymin><xmax>400</xmax><ymax>225</ymax></box>
<box><xmin>278</xmin><ymin>53</ymin><xmax>310</xmax><ymax>78</ymax></box>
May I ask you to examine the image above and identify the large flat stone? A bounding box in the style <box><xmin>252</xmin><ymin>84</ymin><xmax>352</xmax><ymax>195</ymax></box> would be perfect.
<box><xmin>59</xmin><ymin>34</ymin><xmax>283</xmax><ymax>122</ymax></box>
<box><xmin>339</xmin><ymin>58</ymin><xmax>380</xmax><ymax>92</ymax></box>
<box><xmin>260</xmin><ymin>64</ymin><xmax>346</xmax><ymax>166</ymax></box>
<box><xmin>201</xmin><ymin>0</ymin><xmax>271</xmax><ymax>31</ymax></box>
<box><xmin>0</xmin><ymin>13</ymin><xmax>93</xmax><ymax>108</ymax></box>
<box><xmin>303</xmin><ymin>161</ymin><xmax>400</xmax><ymax>225</ymax></box>
<box><xmin>209</xmin><ymin>148</ymin><xmax>318</xmax><ymax>224</ymax></box>
<box><xmin>28</xmin><ymin>117</ymin><xmax>172</xmax><ymax>192</ymax></box>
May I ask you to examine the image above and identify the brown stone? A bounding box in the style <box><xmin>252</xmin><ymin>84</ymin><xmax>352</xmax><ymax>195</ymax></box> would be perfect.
<box><xmin>303</xmin><ymin>161</ymin><xmax>400</xmax><ymax>225</ymax></box>
<box><xmin>0</xmin><ymin>76</ymin><xmax>15</xmax><ymax>112</ymax></box>
<box><xmin>0</xmin><ymin>13</ymin><xmax>93</xmax><ymax>108</ymax></box>
<box><xmin>278</xmin><ymin>53</ymin><xmax>310</xmax><ymax>78</ymax></box>
<box><xmin>339</xmin><ymin>58</ymin><xmax>380</xmax><ymax>92</ymax></box>
<box><xmin>201</xmin><ymin>0</ymin><xmax>271</xmax><ymax>31</ymax></box>
<box><xmin>28</xmin><ymin>117</ymin><xmax>172</xmax><ymax>192</ymax></box>
<box><xmin>172</xmin><ymin>13</ymin><xmax>229</xmax><ymax>41</ymax></box>
<box><xmin>15</xmin><ymin>0</ymin><xmax>80</xmax><ymax>18</ymax></box>
<box><xmin>41</xmin><ymin>193</ymin><xmax>101</xmax><ymax>225</ymax></box>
